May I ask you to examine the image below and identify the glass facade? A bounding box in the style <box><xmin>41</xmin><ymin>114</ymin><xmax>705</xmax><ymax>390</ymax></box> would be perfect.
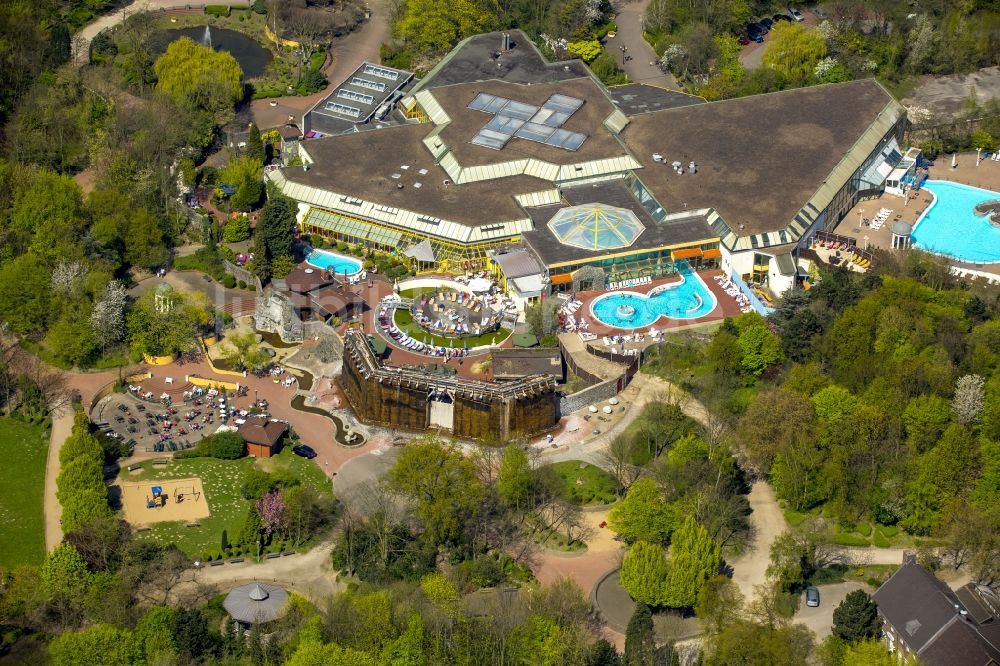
<box><xmin>301</xmin><ymin>208</ymin><xmax>516</xmax><ymax>273</ymax></box>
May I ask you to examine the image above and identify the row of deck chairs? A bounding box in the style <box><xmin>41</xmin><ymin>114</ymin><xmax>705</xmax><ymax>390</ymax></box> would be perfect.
<box><xmin>713</xmin><ymin>275</ymin><xmax>754</xmax><ymax>314</ymax></box>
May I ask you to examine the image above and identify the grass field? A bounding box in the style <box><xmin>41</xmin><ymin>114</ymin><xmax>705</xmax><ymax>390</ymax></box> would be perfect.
<box><xmin>120</xmin><ymin>447</ymin><xmax>331</xmax><ymax>558</ymax></box>
<box><xmin>393</xmin><ymin>308</ymin><xmax>511</xmax><ymax>348</ymax></box>
<box><xmin>548</xmin><ymin>460</ymin><xmax>618</xmax><ymax>506</ymax></box>
<box><xmin>0</xmin><ymin>417</ymin><xmax>49</xmax><ymax>568</ymax></box>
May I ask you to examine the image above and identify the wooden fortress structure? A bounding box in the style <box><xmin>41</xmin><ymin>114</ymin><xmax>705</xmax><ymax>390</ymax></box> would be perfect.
<box><xmin>340</xmin><ymin>329</ymin><xmax>558</xmax><ymax>439</ymax></box>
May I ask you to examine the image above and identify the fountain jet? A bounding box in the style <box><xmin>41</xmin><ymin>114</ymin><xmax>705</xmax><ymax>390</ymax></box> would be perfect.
<box><xmin>202</xmin><ymin>25</ymin><xmax>212</xmax><ymax>49</ymax></box>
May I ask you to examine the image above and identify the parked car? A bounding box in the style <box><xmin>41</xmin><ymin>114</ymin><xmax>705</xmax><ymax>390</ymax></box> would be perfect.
<box><xmin>805</xmin><ymin>586</ymin><xmax>820</xmax><ymax>607</ymax></box>
<box><xmin>772</xmin><ymin>13</ymin><xmax>792</xmax><ymax>22</ymax></box>
<box><xmin>759</xmin><ymin>17</ymin><xmax>774</xmax><ymax>29</ymax></box>
<box><xmin>788</xmin><ymin>6</ymin><xmax>804</xmax><ymax>21</ymax></box>
<box><xmin>738</xmin><ymin>33</ymin><xmax>751</xmax><ymax>45</ymax></box>
<box><xmin>746</xmin><ymin>23</ymin><xmax>764</xmax><ymax>42</ymax></box>
<box><xmin>292</xmin><ymin>444</ymin><xmax>318</xmax><ymax>459</ymax></box>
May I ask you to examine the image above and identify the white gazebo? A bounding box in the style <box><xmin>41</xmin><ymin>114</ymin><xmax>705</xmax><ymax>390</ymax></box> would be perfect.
<box><xmin>223</xmin><ymin>582</ymin><xmax>288</xmax><ymax>626</ymax></box>
<box><xmin>891</xmin><ymin>221</ymin><xmax>912</xmax><ymax>249</ymax></box>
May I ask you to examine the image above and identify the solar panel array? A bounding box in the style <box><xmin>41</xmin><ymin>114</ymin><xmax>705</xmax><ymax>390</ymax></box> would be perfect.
<box><xmin>467</xmin><ymin>93</ymin><xmax>588</xmax><ymax>151</ymax></box>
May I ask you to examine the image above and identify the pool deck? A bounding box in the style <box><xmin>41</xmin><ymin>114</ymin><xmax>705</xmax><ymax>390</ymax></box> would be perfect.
<box><xmin>571</xmin><ymin>269</ymin><xmax>743</xmax><ymax>337</ymax></box>
<box><xmin>833</xmin><ymin>155</ymin><xmax>1000</xmax><ymax>278</ymax></box>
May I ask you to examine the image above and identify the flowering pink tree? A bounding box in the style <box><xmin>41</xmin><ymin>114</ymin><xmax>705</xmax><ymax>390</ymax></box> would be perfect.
<box><xmin>256</xmin><ymin>491</ymin><xmax>285</xmax><ymax>535</ymax></box>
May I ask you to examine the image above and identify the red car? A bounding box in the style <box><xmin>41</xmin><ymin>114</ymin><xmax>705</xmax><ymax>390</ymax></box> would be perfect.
<box><xmin>739</xmin><ymin>34</ymin><xmax>751</xmax><ymax>45</ymax></box>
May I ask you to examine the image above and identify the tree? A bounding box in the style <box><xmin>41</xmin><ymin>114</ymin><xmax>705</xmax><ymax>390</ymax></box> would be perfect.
<box><xmin>257</xmin><ymin>194</ymin><xmax>296</xmax><ymax>260</ymax></box>
<box><xmin>154</xmin><ymin>37</ymin><xmax>243</xmax><ymax>117</ymax></box>
<box><xmin>256</xmin><ymin>490</ymin><xmax>285</xmax><ymax>535</ymax></box>
<box><xmin>733</xmin><ymin>313</ymin><xmax>784</xmax><ymax>379</ymax></box>
<box><xmin>123</xmin><ymin>208</ymin><xmax>167</xmax><ymax>270</ymax></box>
<box><xmin>707</xmin><ymin>620</ymin><xmax>813</xmax><ymax>666</ymax></box>
<box><xmin>134</xmin><ymin>606</ymin><xmax>178</xmax><ymax>663</ymax></box>
<box><xmin>396</xmin><ymin>0</ymin><xmax>493</xmax><ymax>54</ymax></box>
<box><xmin>832</xmin><ymin>589</ymin><xmax>879</xmax><ymax>643</ymax></box>
<box><xmin>761</xmin><ymin>23</ymin><xmax>827</xmax><ymax>84</ymax></box>
<box><xmin>246</xmin><ymin>123</ymin><xmax>266</xmax><ymax>163</ymax></box>
<box><xmin>89</xmin><ymin>280</ymin><xmax>128</xmax><ymax>351</ymax></box>
<box><xmin>767</xmin><ymin>532</ymin><xmax>821</xmax><ymax>593</ymax></box>
<box><xmin>49</xmin><ymin>625</ymin><xmax>142</xmax><ymax>666</ymax></box>
<box><xmin>222</xmin><ymin>214</ymin><xmax>251</xmax><ymax>242</ymax></box>
<box><xmin>220</xmin><ymin>331</ymin><xmax>270</xmax><ymax>371</ymax></box>
<box><xmin>607</xmin><ymin>477</ymin><xmax>677</xmax><ymax>544</ymax></box>
<box><xmin>619</xmin><ymin>541</ymin><xmax>670</xmax><ymax>607</ymax></box>
<box><xmin>841</xmin><ymin>638</ymin><xmax>895</xmax><ymax>666</ymax></box>
<box><xmin>206</xmin><ymin>430</ymin><xmax>247</xmax><ymax>459</ymax></box>
<box><xmin>567</xmin><ymin>40</ymin><xmax>601</xmax><ymax>63</ymax></box>
<box><xmin>497</xmin><ymin>444</ymin><xmax>533</xmax><ymax>509</ymax></box>
<box><xmin>664</xmin><ymin>515</ymin><xmax>722</xmax><ymax>608</ymax></box>
<box><xmin>623</xmin><ymin>603</ymin><xmax>655</xmax><ymax>666</ymax></box>
<box><xmin>952</xmin><ymin>374</ymin><xmax>985</xmax><ymax>424</ymax></box>
<box><xmin>902</xmin><ymin>394</ymin><xmax>953</xmax><ymax>453</ymax></box>
<box><xmin>41</xmin><ymin>543</ymin><xmax>91</xmax><ymax>600</ymax></box>
<box><xmin>696</xmin><ymin>576</ymin><xmax>744</xmax><ymax>635</ymax></box>
<box><xmin>387</xmin><ymin>438</ymin><xmax>485</xmax><ymax>546</ymax></box>
<box><xmin>586</xmin><ymin>639</ymin><xmax>621</xmax><ymax>666</ymax></box>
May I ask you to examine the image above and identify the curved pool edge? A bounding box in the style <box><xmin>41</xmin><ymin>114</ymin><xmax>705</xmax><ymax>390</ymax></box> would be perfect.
<box><xmin>588</xmin><ymin>269</ymin><xmax>719</xmax><ymax>329</ymax></box>
<box><xmin>911</xmin><ymin>180</ymin><xmax>1000</xmax><ymax>265</ymax></box>
<box><xmin>305</xmin><ymin>248</ymin><xmax>365</xmax><ymax>276</ymax></box>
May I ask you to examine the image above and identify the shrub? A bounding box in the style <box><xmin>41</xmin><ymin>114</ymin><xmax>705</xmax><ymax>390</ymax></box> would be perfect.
<box><xmin>854</xmin><ymin>522</ymin><xmax>872</xmax><ymax>537</ymax></box>
<box><xmin>207</xmin><ymin>431</ymin><xmax>246</xmax><ymax>459</ymax></box>
<box><xmin>204</xmin><ymin>5</ymin><xmax>229</xmax><ymax>15</ymax></box>
<box><xmin>877</xmin><ymin>525</ymin><xmax>899</xmax><ymax>537</ymax></box>
<box><xmin>237</xmin><ymin>280</ymin><xmax>247</xmax><ymax>289</ymax></box>
<box><xmin>866</xmin><ymin>577</ymin><xmax>883</xmax><ymax>588</ymax></box>
<box><xmin>834</xmin><ymin>532</ymin><xmax>870</xmax><ymax>547</ymax></box>
<box><xmin>871</xmin><ymin>531</ymin><xmax>891</xmax><ymax>548</ymax></box>
<box><xmin>222</xmin><ymin>274</ymin><xmax>237</xmax><ymax>289</ymax></box>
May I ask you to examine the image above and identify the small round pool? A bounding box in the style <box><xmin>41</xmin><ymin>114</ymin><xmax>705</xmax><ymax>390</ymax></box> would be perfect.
<box><xmin>305</xmin><ymin>249</ymin><xmax>363</xmax><ymax>276</ymax></box>
<box><xmin>590</xmin><ymin>263</ymin><xmax>717</xmax><ymax>329</ymax></box>
<box><xmin>911</xmin><ymin>180</ymin><xmax>1000</xmax><ymax>264</ymax></box>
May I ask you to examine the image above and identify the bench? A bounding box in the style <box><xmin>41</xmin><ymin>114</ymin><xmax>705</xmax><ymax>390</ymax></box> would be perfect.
<box><xmin>185</xmin><ymin>523</ymin><xmax>201</xmax><ymax>528</ymax></box>
<box><xmin>209</xmin><ymin>560</ymin><xmax>224</xmax><ymax>567</ymax></box>
<box><xmin>152</xmin><ymin>458</ymin><xmax>169</xmax><ymax>466</ymax></box>
<box><xmin>228</xmin><ymin>557</ymin><xmax>244</xmax><ymax>564</ymax></box>
<box><xmin>281</xmin><ymin>551</ymin><xmax>297</xmax><ymax>557</ymax></box>
<box><xmin>127</xmin><ymin>463</ymin><xmax>142</xmax><ymax>472</ymax></box>
<box><xmin>136</xmin><ymin>526</ymin><xmax>151</xmax><ymax>532</ymax></box>
<box><xmin>265</xmin><ymin>553</ymin><xmax>281</xmax><ymax>559</ymax></box>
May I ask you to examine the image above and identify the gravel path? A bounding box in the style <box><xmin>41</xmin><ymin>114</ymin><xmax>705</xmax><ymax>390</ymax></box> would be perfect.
<box><xmin>43</xmin><ymin>409</ymin><xmax>74</xmax><ymax>552</ymax></box>
<box><xmin>604</xmin><ymin>0</ymin><xmax>678</xmax><ymax>89</ymax></box>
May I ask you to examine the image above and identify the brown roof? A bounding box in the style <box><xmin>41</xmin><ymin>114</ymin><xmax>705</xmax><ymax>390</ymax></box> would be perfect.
<box><xmin>238</xmin><ymin>416</ymin><xmax>288</xmax><ymax>447</ymax></box>
<box><xmin>433</xmin><ymin>77</ymin><xmax>629</xmax><ymax>167</ymax></box>
<box><xmin>621</xmin><ymin>79</ymin><xmax>895</xmax><ymax>236</ymax></box>
<box><xmin>278</xmin><ymin>125</ymin><xmax>301</xmax><ymax>140</ymax></box>
<box><xmin>281</xmin><ymin>267</ymin><xmax>338</xmax><ymax>294</ymax></box>
<box><xmin>309</xmin><ymin>286</ymin><xmax>365</xmax><ymax>315</ymax></box>
<box><xmin>287</xmin><ymin>124</ymin><xmax>549</xmax><ymax>226</ymax></box>
<box><xmin>918</xmin><ymin>618</ymin><xmax>1000</xmax><ymax>666</ymax></box>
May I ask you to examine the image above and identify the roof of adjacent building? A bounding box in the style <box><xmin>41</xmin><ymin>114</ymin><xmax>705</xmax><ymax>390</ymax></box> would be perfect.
<box><xmin>608</xmin><ymin>84</ymin><xmax>705</xmax><ymax>116</ymax></box>
<box><xmin>432</xmin><ymin>78</ymin><xmax>629</xmax><ymax>167</ymax></box>
<box><xmin>491</xmin><ymin>348</ymin><xmax>563</xmax><ymax>379</ymax></box>
<box><xmin>490</xmin><ymin>248</ymin><xmax>544</xmax><ymax>278</ymax></box>
<box><xmin>918</xmin><ymin>618</ymin><xmax>1000</xmax><ymax>666</ymax></box>
<box><xmin>224</xmin><ymin>583</ymin><xmax>288</xmax><ymax>624</ymax></box>
<box><xmin>279</xmin><ymin>266</ymin><xmax>338</xmax><ymax>294</ymax></box>
<box><xmin>873</xmin><ymin>559</ymin><xmax>1000</xmax><ymax>665</ymax></box>
<box><xmin>238</xmin><ymin>416</ymin><xmax>288</xmax><ymax>447</ymax></box>
<box><xmin>414</xmin><ymin>30</ymin><xmax>591</xmax><ymax>91</ymax></box>
<box><xmin>620</xmin><ymin>79</ymin><xmax>898</xmax><ymax>237</ymax></box>
<box><xmin>306</xmin><ymin>61</ymin><xmax>413</xmax><ymax>128</ymax></box>
<box><xmin>285</xmin><ymin>123</ymin><xmax>547</xmax><ymax>226</ymax></box>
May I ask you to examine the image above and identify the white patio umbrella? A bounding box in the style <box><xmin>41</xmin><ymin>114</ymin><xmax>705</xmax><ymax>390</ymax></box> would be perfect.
<box><xmin>468</xmin><ymin>277</ymin><xmax>492</xmax><ymax>293</ymax></box>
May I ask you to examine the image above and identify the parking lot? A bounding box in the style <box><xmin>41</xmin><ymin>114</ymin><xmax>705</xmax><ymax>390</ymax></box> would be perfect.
<box><xmin>739</xmin><ymin>8</ymin><xmax>819</xmax><ymax>69</ymax></box>
<box><xmin>793</xmin><ymin>582</ymin><xmax>865</xmax><ymax>639</ymax></box>
<box><xmin>92</xmin><ymin>391</ymin><xmax>226</xmax><ymax>454</ymax></box>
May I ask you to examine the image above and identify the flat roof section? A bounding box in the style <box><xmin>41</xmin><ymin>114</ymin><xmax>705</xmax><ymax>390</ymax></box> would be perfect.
<box><xmin>608</xmin><ymin>84</ymin><xmax>704</xmax><ymax>115</ymax></box>
<box><xmin>306</xmin><ymin>61</ymin><xmax>413</xmax><ymax>133</ymax></box>
<box><xmin>285</xmin><ymin>123</ymin><xmax>549</xmax><ymax>227</ymax></box>
<box><xmin>418</xmin><ymin>30</ymin><xmax>591</xmax><ymax>90</ymax></box>
<box><xmin>621</xmin><ymin>79</ymin><xmax>896</xmax><ymax>236</ymax></box>
<box><xmin>521</xmin><ymin>180</ymin><xmax>715</xmax><ymax>267</ymax></box>
<box><xmin>433</xmin><ymin>78</ymin><xmax>630</xmax><ymax>167</ymax></box>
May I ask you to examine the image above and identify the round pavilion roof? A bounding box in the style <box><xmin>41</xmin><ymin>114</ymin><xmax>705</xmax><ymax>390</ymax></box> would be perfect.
<box><xmin>892</xmin><ymin>221</ymin><xmax>912</xmax><ymax>235</ymax></box>
<box><xmin>547</xmin><ymin>204</ymin><xmax>645</xmax><ymax>251</ymax></box>
<box><xmin>224</xmin><ymin>582</ymin><xmax>288</xmax><ymax>624</ymax></box>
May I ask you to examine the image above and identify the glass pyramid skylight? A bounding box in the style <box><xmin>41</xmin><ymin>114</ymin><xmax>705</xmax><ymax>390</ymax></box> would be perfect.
<box><xmin>547</xmin><ymin>204</ymin><xmax>645</xmax><ymax>251</ymax></box>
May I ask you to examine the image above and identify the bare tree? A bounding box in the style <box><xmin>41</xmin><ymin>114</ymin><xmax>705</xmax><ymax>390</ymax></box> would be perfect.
<box><xmin>600</xmin><ymin>435</ymin><xmax>641</xmax><ymax>495</ymax></box>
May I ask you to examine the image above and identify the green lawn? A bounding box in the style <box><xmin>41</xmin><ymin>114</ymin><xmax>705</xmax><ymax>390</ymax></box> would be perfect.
<box><xmin>0</xmin><ymin>417</ymin><xmax>49</xmax><ymax>568</ymax></box>
<box><xmin>119</xmin><ymin>448</ymin><xmax>331</xmax><ymax>558</ymax></box>
<box><xmin>547</xmin><ymin>460</ymin><xmax>618</xmax><ymax>506</ymax></box>
<box><xmin>393</xmin><ymin>308</ymin><xmax>511</xmax><ymax>348</ymax></box>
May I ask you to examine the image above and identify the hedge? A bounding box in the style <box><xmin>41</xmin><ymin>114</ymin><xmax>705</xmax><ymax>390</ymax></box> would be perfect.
<box><xmin>204</xmin><ymin>5</ymin><xmax>229</xmax><ymax>16</ymax></box>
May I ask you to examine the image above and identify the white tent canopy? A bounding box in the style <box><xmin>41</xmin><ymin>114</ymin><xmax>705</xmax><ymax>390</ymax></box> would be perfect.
<box><xmin>468</xmin><ymin>277</ymin><xmax>492</xmax><ymax>293</ymax></box>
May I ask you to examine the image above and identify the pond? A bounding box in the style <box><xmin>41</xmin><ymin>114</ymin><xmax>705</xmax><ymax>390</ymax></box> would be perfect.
<box><xmin>153</xmin><ymin>26</ymin><xmax>272</xmax><ymax>79</ymax></box>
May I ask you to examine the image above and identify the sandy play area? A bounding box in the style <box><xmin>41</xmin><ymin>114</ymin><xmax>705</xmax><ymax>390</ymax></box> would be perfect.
<box><xmin>119</xmin><ymin>477</ymin><xmax>210</xmax><ymax>526</ymax></box>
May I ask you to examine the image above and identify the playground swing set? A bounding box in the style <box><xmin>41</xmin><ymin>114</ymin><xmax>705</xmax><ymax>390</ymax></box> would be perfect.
<box><xmin>146</xmin><ymin>484</ymin><xmax>201</xmax><ymax>509</ymax></box>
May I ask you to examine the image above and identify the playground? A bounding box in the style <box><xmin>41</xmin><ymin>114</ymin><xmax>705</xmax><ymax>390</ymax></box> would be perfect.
<box><xmin>119</xmin><ymin>477</ymin><xmax>209</xmax><ymax>526</ymax></box>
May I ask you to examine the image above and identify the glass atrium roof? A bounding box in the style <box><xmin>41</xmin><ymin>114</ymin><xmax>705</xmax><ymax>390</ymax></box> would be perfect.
<box><xmin>547</xmin><ymin>204</ymin><xmax>645</xmax><ymax>251</ymax></box>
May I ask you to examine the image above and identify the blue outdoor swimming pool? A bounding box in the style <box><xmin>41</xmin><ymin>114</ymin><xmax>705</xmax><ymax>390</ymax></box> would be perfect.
<box><xmin>305</xmin><ymin>249</ymin><xmax>364</xmax><ymax>275</ymax></box>
<box><xmin>590</xmin><ymin>262</ymin><xmax>717</xmax><ymax>328</ymax></box>
<box><xmin>911</xmin><ymin>180</ymin><xmax>1000</xmax><ymax>264</ymax></box>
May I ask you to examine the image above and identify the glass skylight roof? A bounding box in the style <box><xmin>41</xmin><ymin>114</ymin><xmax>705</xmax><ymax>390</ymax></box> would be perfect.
<box><xmin>547</xmin><ymin>204</ymin><xmax>645</xmax><ymax>251</ymax></box>
<box><xmin>467</xmin><ymin>93</ymin><xmax>587</xmax><ymax>151</ymax></box>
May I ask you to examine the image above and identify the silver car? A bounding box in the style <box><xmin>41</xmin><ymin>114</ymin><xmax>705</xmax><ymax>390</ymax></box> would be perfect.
<box><xmin>805</xmin><ymin>586</ymin><xmax>820</xmax><ymax>607</ymax></box>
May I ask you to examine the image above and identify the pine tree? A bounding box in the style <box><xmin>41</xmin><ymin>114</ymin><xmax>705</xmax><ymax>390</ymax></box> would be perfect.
<box><xmin>832</xmin><ymin>590</ymin><xmax>880</xmax><ymax>643</ymax></box>
<box><xmin>664</xmin><ymin>515</ymin><xmax>722</xmax><ymax>608</ymax></box>
<box><xmin>623</xmin><ymin>603</ymin><xmax>655</xmax><ymax>666</ymax></box>
<box><xmin>620</xmin><ymin>541</ymin><xmax>670</xmax><ymax>607</ymax></box>
<box><xmin>587</xmin><ymin>638</ymin><xmax>622</xmax><ymax>666</ymax></box>
<box><xmin>246</xmin><ymin>123</ymin><xmax>265</xmax><ymax>164</ymax></box>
